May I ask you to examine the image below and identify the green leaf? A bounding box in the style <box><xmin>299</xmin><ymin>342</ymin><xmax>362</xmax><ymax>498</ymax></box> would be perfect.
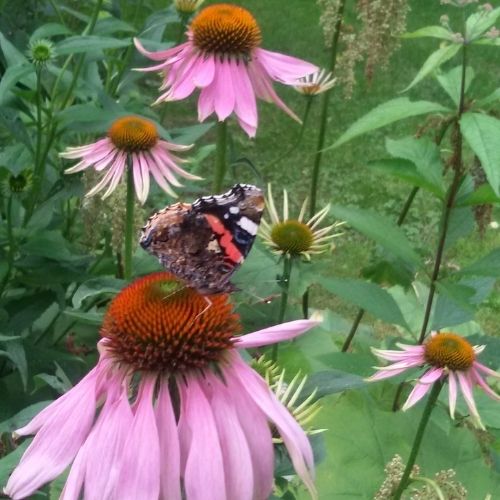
<box><xmin>0</xmin><ymin>401</ymin><xmax>51</xmax><ymax>434</ymax></box>
<box><xmin>458</xmin><ymin>183</ymin><xmax>500</xmax><ymax>206</ymax></box>
<box><xmin>72</xmin><ymin>277</ymin><xmax>125</xmax><ymax>309</ymax></box>
<box><xmin>0</xmin><ymin>64</ymin><xmax>35</xmax><ymax>104</ymax></box>
<box><xmin>327</xmin><ymin>98</ymin><xmax>450</xmax><ymax>150</ymax></box>
<box><xmin>385</xmin><ymin>136</ymin><xmax>445</xmax><ymax>195</ymax></box>
<box><xmin>459</xmin><ymin>249</ymin><xmax>500</xmax><ymax>277</ymax></box>
<box><xmin>30</xmin><ymin>23</ymin><xmax>73</xmax><ymax>42</ymax></box>
<box><xmin>317</xmin><ymin>277</ymin><xmax>409</xmax><ymax>328</ymax></box>
<box><xmin>436</xmin><ymin>65</ymin><xmax>475</xmax><ymax>107</ymax></box>
<box><xmin>0</xmin><ymin>31</ymin><xmax>29</xmax><ymax>66</ymax></box>
<box><xmin>477</xmin><ymin>87</ymin><xmax>500</xmax><ymax>107</ymax></box>
<box><xmin>63</xmin><ymin>309</ymin><xmax>104</xmax><ymax>326</ymax></box>
<box><xmin>300</xmin><ymin>370</ymin><xmax>366</xmax><ymax>401</ymax></box>
<box><xmin>21</xmin><ymin>230</ymin><xmax>79</xmax><ymax>262</ymax></box>
<box><xmin>403</xmin><ymin>43</ymin><xmax>462</xmax><ymax>92</ymax></box>
<box><xmin>401</xmin><ymin>25</ymin><xmax>454</xmax><ymax>40</ymax></box>
<box><xmin>0</xmin><ymin>340</ymin><xmax>28</xmax><ymax>390</ymax></box>
<box><xmin>466</xmin><ymin>7</ymin><xmax>500</xmax><ymax>41</ymax></box>
<box><xmin>460</xmin><ymin>112</ymin><xmax>500</xmax><ymax>195</ymax></box>
<box><xmin>55</xmin><ymin>35</ymin><xmax>130</xmax><ymax>55</ymax></box>
<box><xmin>0</xmin><ymin>441</ymin><xmax>29</xmax><ymax>487</ymax></box>
<box><xmin>330</xmin><ymin>205</ymin><xmax>420</xmax><ymax>264</ymax></box>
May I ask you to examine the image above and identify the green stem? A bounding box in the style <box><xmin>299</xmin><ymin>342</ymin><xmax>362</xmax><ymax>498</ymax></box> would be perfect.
<box><xmin>0</xmin><ymin>196</ymin><xmax>15</xmax><ymax>298</ymax></box>
<box><xmin>309</xmin><ymin>0</ymin><xmax>346</xmax><ymax>218</ymax></box>
<box><xmin>393</xmin><ymin>382</ymin><xmax>443</xmax><ymax>499</ymax></box>
<box><xmin>271</xmin><ymin>257</ymin><xmax>293</xmax><ymax>361</ymax></box>
<box><xmin>417</xmin><ymin>43</ymin><xmax>467</xmax><ymax>345</ymax></box>
<box><xmin>124</xmin><ymin>156</ymin><xmax>135</xmax><ymax>281</ymax></box>
<box><xmin>176</xmin><ymin>12</ymin><xmax>190</xmax><ymax>44</ymax></box>
<box><xmin>213</xmin><ymin>120</ymin><xmax>228</xmax><ymax>192</ymax></box>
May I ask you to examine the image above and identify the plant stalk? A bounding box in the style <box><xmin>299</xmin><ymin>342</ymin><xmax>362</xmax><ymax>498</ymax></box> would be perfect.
<box><xmin>124</xmin><ymin>156</ymin><xmax>135</xmax><ymax>281</ymax></box>
<box><xmin>417</xmin><ymin>43</ymin><xmax>467</xmax><ymax>344</ymax></box>
<box><xmin>0</xmin><ymin>196</ymin><xmax>15</xmax><ymax>298</ymax></box>
<box><xmin>393</xmin><ymin>381</ymin><xmax>443</xmax><ymax>499</ymax></box>
<box><xmin>309</xmin><ymin>0</ymin><xmax>346</xmax><ymax>218</ymax></box>
<box><xmin>213</xmin><ymin>120</ymin><xmax>228</xmax><ymax>192</ymax></box>
<box><xmin>271</xmin><ymin>257</ymin><xmax>293</xmax><ymax>361</ymax></box>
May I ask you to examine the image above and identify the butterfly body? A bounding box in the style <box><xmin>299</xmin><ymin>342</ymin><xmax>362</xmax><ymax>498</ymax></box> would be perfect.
<box><xmin>140</xmin><ymin>184</ymin><xmax>264</xmax><ymax>295</ymax></box>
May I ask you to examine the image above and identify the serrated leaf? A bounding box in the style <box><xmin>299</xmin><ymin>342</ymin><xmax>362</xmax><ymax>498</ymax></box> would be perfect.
<box><xmin>403</xmin><ymin>43</ymin><xmax>462</xmax><ymax>92</ymax></box>
<box><xmin>327</xmin><ymin>98</ymin><xmax>450</xmax><ymax>150</ymax></box>
<box><xmin>465</xmin><ymin>7</ymin><xmax>500</xmax><ymax>41</ymax></box>
<box><xmin>460</xmin><ymin>112</ymin><xmax>500</xmax><ymax>195</ymax></box>
<box><xmin>55</xmin><ymin>35</ymin><xmax>130</xmax><ymax>55</ymax></box>
<box><xmin>318</xmin><ymin>277</ymin><xmax>409</xmax><ymax>328</ymax></box>
<box><xmin>436</xmin><ymin>65</ymin><xmax>475</xmax><ymax>107</ymax></box>
<box><xmin>330</xmin><ymin>205</ymin><xmax>420</xmax><ymax>264</ymax></box>
<box><xmin>401</xmin><ymin>25</ymin><xmax>454</xmax><ymax>40</ymax></box>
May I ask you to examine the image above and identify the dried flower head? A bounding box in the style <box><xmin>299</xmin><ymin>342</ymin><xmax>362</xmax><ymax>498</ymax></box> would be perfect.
<box><xmin>294</xmin><ymin>69</ymin><xmax>337</xmax><ymax>96</ymax></box>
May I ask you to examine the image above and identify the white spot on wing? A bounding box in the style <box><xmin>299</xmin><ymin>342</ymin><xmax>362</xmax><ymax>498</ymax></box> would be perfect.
<box><xmin>229</xmin><ymin>206</ymin><xmax>240</xmax><ymax>214</ymax></box>
<box><xmin>237</xmin><ymin>216</ymin><xmax>258</xmax><ymax>235</ymax></box>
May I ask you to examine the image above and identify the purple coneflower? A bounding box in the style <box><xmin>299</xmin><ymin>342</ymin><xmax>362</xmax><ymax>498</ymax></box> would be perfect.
<box><xmin>4</xmin><ymin>272</ymin><xmax>317</xmax><ymax>500</ymax></box>
<box><xmin>60</xmin><ymin>115</ymin><xmax>200</xmax><ymax>204</ymax></box>
<box><xmin>134</xmin><ymin>3</ymin><xmax>317</xmax><ymax>137</ymax></box>
<box><xmin>368</xmin><ymin>331</ymin><xmax>500</xmax><ymax>429</ymax></box>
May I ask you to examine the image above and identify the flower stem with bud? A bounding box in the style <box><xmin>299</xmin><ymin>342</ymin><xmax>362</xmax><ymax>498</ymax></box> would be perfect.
<box><xmin>272</xmin><ymin>257</ymin><xmax>293</xmax><ymax>361</ymax></box>
<box><xmin>393</xmin><ymin>381</ymin><xmax>443</xmax><ymax>499</ymax></box>
<box><xmin>213</xmin><ymin>120</ymin><xmax>228</xmax><ymax>192</ymax></box>
<box><xmin>124</xmin><ymin>155</ymin><xmax>135</xmax><ymax>281</ymax></box>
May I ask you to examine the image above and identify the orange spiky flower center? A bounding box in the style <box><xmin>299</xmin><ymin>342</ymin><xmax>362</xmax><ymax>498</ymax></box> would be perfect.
<box><xmin>424</xmin><ymin>332</ymin><xmax>475</xmax><ymax>371</ymax></box>
<box><xmin>101</xmin><ymin>273</ymin><xmax>240</xmax><ymax>372</ymax></box>
<box><xmin>191</xmin><ymin>4</ymin><xmax>262</xmax><ymax>55</ymax></box>
<box><xmin>270</xmin><ymin>220</ymin><xmax>314</xmax><ymax>255</ymax></box>
<box><xmin>108</xmin><ymin>116</ymin><xmax>158</xmax><ymax>153</ymax></box>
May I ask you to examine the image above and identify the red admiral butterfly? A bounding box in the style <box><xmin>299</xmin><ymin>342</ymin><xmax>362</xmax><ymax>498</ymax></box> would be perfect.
<box><xmin>140</xmin><ymin>184</ymin><xmax>265</xmax><ymax>295</ymax></box>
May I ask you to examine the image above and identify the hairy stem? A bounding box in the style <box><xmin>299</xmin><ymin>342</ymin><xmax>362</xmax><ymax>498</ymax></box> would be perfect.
<box><xmin>124</xmin><ymin>156</ymin><xmax>135</xmax><ymax>281</ymax></box>
<box><xmin>393</xmin><ymin>382</ymin><xmax>443</xmax><ymax>499</ymax></box>
<box><xmin>271</xmin><ymin>257</ymin><xmax>293</xmax><ymax>361</ymax></box>
<box><xmin>309</xmin><ymin>0</ymin><xmax>346</xmax><ymax>218</ymax></box>
<box><xmin>213</xmin><ymin>120</ymin><xmax>228</xmax><ymax>192</ymax></box>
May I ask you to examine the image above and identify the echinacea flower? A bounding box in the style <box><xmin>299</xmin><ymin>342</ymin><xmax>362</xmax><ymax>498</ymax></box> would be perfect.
<box><xmin>174</xmin><ymin>0</ymin><xmax>205</xmax><ymax>14</ymax></box>
<box><xmin>260</xmin><ymin>184</ymin><xmax>343</xmax><ymax>260</ymax></box>
<box><xmin>28</xmin><ymin>38</ymin><xmax>56</xmax><ymax>67</ymax></box>
<box><xmin>4</xmin><ymin>273</ymin><xmax>318</xmax><ymax>500</ymax></box>
<box><xmin>60</xmin><ymin>115</ymin><xmax>201</xmax><ymax>204</ymax></box>
<box><xmin>367</xmin><ymin>331</ymin><xmax>500</xmax><ymax>429</ymax></box>
<box><xmin>294</xmin><ymin>69</ymin><xmax>336</xmax><ymax>96</ymax></box>
<box><xmin>134</xmin><ymin>3</ymin><xmax>318</xmax><ymax>137</ymax></box>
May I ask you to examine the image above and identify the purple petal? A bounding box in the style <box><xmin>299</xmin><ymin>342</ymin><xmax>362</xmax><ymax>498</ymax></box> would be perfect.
<box><xmin>471</xmin><ymin>367</ymin><xmax>500</xmax><ymax>401</ymax></box>
<box><xmin>419</xmin><ymin>367</ymin><xmax>443</xmax><ymax>384</ymax></box>
<box><xmin>213</xmin><ymin>58</ymin><xmax>236</xmax><ymax>121</ymax></box>
<box><xmin>474</xmin><ymin>361</ymin><xmax>500</xmax><ymax>378</ymax></box>
<box><xmin>254</xmin><ymin>48</ymin><xmax>318</xmax><ymax>83</ymax></box>
<box><xmin>193</xmin><ymin>54</ymin><xmax>215</xmax><ymax>87</ymax></box>
<box><xmin>133</xmin><ymin>37</ymin><xmax>190</xmax><ymax>62</ymax></box>
<box><xmin>402</xmin><ymin>382</ymin><xmax>433</xmax><ymax>411</ymax></box>
<box><xmin>457</xmin><ymin>371</ymin><xmax>483</xmax><ymax>429</ymax></box>
<box><xmin>448</xmin><ymin>371</ymin><xmax>457</xmax><ymax>419</ymax></box>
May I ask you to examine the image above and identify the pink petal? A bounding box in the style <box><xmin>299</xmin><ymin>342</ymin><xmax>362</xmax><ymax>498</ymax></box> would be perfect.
<box><xmin>193</xmin><ymin>54</ymin><xmax>215</xmax><ymax>88</ymax></box>
<box><xmin>59</xmin><ymin>138</ymin><xmax>110</xmax><ymax>159</ymax></box>
<box><xmin>132</xmin><ymin>153</ymin><xmax>145</xmax><ymax>204</ymax></box>
<box><xmin>115</xmin><ymin>376</ymin><xmax>161</xmax><ymax>500</ymax></box>
<box><xmin>214</xmin><ymin>58</ymin><xmax>236</xmax><ymax>121</ymax></box>
<box><xmin>457</xmin><ymin>371</ymin><xmax>483</xmax><ymax>428</ymax></box>
<box><xmin>178</xmin><ymin>375</ymin><xmax>227</xmax><ymax>500</ymax></box>
<box><xmin>201</xmin><ymin>372</ymin><xmax>254</xmax><ymax>500</ymax></box>
<box><xmin>474</xmin><ymin>361</ymin><xmax>500</xmax><ymax>378</ymax></box>
<box><xmin>198</xmin><ymin>82</ymin><xmax>216</xmax><ymax>122</ymax></box>
<box><xmin>102</xmin><ymin>151</ymin><xmax>127</xmax><ymax>199</ymax></box>
<box><xmin>472</xmin><ymin>367</ymin><xmax>500</xmax><ymax>401</ymax></box>
<box><xmin>233</xmin><ymin>320</ymin><xmax>319</xmax><ymax>349</ymax></box>
<box><xmin>5</xmin><ymin>373</ymin><xmax>99</xmax><ymax>499</ymax></box>
<box><xmin>233</xmin><ymin>61</ymin><xmax>258</xmax><ymax>137</ymax></box>
<box><xmin>254</xmin><ymin>48</ymin><xmax>318</xmax><ymax>83</ymax></box>
<box><xmin>156</xmin><ymin>379</ymin><xmax>181</xmax><ymax>500</ymax></box>
<box><xmin>223</xmin><ymin>376</ymin><xmax>274</xmax><ymax>500</ymax></box>
<box><xmin>448</xmin><ymin>371</ymin><xmax>458</xmax><ymax>418</ymax></box>
<box><xmin>227</xmin><ymin>352</ymin><xmax>316</xmax><ymax>499</ymax></box>
<box><xmin>402</xmin><ymin>381</ymin><xmax>433</xmax><ymax>411</ymax></box>
<box><xmin>365</xmin><ymin>366</ymin><xmax>412</xmax><ymax>382</ymax></box>
<box><xmin>419</xmin><ymin>367</ymin><xmax>443</xmax><ymax>384</ymax></box>
<box><xmin>163</xmin><ymin>53</ymin><xmax>202</xmax><ymax>102</ymax></box>
<box><xmin>133</xmin><ymin>37</ymin><xmax>190</xmax><ymax>62</ymax></box>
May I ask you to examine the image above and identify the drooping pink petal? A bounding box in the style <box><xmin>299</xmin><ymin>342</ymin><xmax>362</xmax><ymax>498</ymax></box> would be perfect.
<box><xmin>401</xmin><ymin>381</ymin><xmax>433</xmax><ymax>411</ymax></box>
<box><xmin>85</xmin><ymin>160</ymin><xmax>120</xmax><ymax>198</ymax></box>
<box><xmin>156</xmin><ymin>379</ymin><xmax>181</xmax><ymax>500</ymax></box>
<box><xmin>132</xmin><ymin>152</ymin><xmax>145</xmax><ymax>205</ymax></box>
<box><xmin>148</xmin><ymin>150</ymin><xmax>183</xmax><ymax>188</ymax></box>
<box><xmin>193</xmin><ymin>54</ymin><xmax>216</xmax><ymax>88</ymax></box>
<box><xmin>161</xmin><ymin>52</ymin><xmax>202</xmax><ymax>102</ymax></box>
<box><xmin>148</xmin><ymin>160</ymin><xmax>178</xmax><ymax>198</ymax></box>
<box><xmin>59</xmin><ymin>138</ymin><xmax>110</xmax><ymax>159</ymax></box>
<box><xmin>5</xmin><ymin>373</ymin><xmax>99</xmax><ymax>499</ymax></box>
<box><xmin>134</xmin><ymin>38</ymin><xmax>190</xmax><ymax>62</ymax></box>
<box><xmin>227</xmin><ymin>352</ymin><xmax>317</xmax><ymax>500</ymax></box>
<box><xmin>223</xmin><ymin>371</ymin><xmax>274</xmax><ymax>500</ymax></box>
<box><xmin>372</xmin><ymin>346</ymin><xmax>425</xmax><ymax>362</ymax></box>
<box><xmin>457</xmin><ymin>371</ymin><xmax>483</xmax><ymax>428</ymax></box>
<box><xmin>365</xmin><ymin>366</ymin><xmax>414</xmax><ymax>382</ymax></box>
<box><xmin>201</xmin><ymin>372</ymin><xmax>254</xmax><ymax>500</ymax></box>
<box><xmin>233</xmin><ymin>61</ymin><xmax>258</xmax><ymax>137</ymax></box>
<box><xmin>254</xmin><ymin>48</ymin><xmax>318</xmax><ymax>83</ymax></box>
<box><xmin>214</xmin><ymin>58</ymin><xmax>236</xmax><ymax>121</ymax></box>
<box><xmin>102</xmin><ymin>151</ymin><xmax>127</xmax><ymax>199</ymax></box>
<box><xmin>474</xmin><ymin>361</ymin><xmax>500</xmax><ymax>378</ymax></box>
<box><xmin>395</xmin><ymin>343</ymin><xmax>427</xmax><ymax>354</ymax></box>
<box><xmin>233</xmin><ymin>320</ymin><xmax>319</xmax><ymax>349</ymax></box>
<box><xmin>198</xmin><ymin>82</ymin><xmax>216</xmax><ymax>122</ymax></box>
<box><xmin>178</xmin><ymin>376</ymin><xmax>227</xmax><ymax>500</ymax></box>
<box><xmin>472</xmin><ymin>367</ymin><xmax>500</xmax><ymax>401</ymax></box>
<box><xmin>114</xmin><ymin>376</ymin><xmax>161</xmax><ymax>500</ymax></box>
<box><xmin>419</xmin><ymin>367</ymin><xmax>443</xmax><ymax>384</ymax></box>
<box><xmin>448</xmin><ymin>371</ymin><xmax>458</xmax><ymax>419</ymax></box>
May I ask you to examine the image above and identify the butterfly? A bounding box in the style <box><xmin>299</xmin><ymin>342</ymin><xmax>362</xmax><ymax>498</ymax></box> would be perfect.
<box><xmin>140</xmin><ymin>184</ymin><xmax>265</xmax><ymax>295</ymax></box>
